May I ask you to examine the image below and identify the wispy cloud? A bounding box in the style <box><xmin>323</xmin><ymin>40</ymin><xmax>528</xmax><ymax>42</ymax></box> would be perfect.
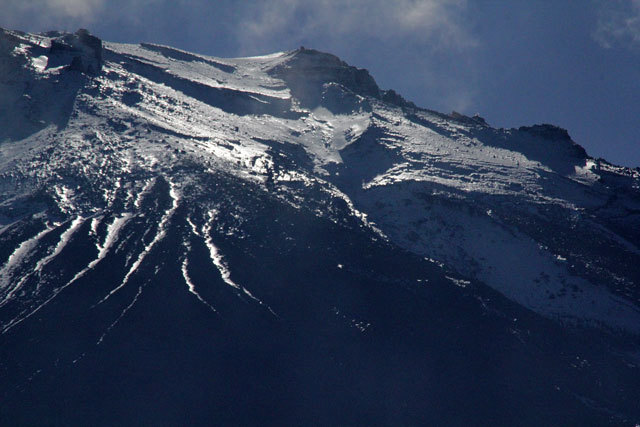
<box><xmin>2</xmin><ymin>0</ymin><xmax>106</xmax><ymax>25</ymax></box>
<box><xmin>593</xmin><ymin>0</ymin><xmax>640</xmax><ymax>48</ymax></box>
<box><xmin>0</xmin><ymin>0</ymin><xmax>162</xmax><ymax>32</ymax></box>
<box><xmin>237</xmin><ymin>0</ymin><xmax>475</xmax><ymax>53</ymax></box>
<box><xmin>2</xmin><ymin>0</ymin><xmax>474</xmax><ymax>53</ymax></box>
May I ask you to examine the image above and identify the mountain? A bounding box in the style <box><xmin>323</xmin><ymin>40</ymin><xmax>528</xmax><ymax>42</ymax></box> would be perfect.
<box><xmin>1</xmin><ymin>28</ymin><xmax>639</xmax><ymax>426</ymax></box>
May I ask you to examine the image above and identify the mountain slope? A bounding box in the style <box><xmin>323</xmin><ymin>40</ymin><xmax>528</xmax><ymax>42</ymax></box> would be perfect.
<box><xmin>1</xmin><ymin>28</ymin><xmax>639</xmax><ymax>425</ymax></box>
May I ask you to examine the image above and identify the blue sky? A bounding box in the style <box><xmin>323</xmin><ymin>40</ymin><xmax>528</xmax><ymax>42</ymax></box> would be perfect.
<box><xmin>2</xmin><ymin>0</ymin><xmax>639</xmax><ymax>167</ymax></box>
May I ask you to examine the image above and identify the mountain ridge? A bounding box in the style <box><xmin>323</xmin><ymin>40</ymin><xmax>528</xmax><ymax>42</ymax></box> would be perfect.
<box><xmin>1</xmin><ymin>28</ymin><xmax>639</xmax><ymax>425</ymax></box>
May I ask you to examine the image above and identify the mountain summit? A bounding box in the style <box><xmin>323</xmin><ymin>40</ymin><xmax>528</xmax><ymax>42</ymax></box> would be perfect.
<box><xmin>1</xmin><ymin>28</ymin><xmax>639</xmax><ymax>425</ymax></box>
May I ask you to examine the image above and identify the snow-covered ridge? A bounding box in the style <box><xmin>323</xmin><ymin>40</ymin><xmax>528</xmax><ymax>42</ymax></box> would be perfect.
<box><xmin>0</xmin><ymin>27</ymin><xmax>639</xmax><ymax>335</ymax></box>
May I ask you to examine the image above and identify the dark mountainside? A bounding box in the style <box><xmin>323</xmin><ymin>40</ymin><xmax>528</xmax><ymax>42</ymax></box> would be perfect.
<box><xmin>1</xmin><ymin>28</ymin><xmax>639</xmax><ymax>426</ymax></box>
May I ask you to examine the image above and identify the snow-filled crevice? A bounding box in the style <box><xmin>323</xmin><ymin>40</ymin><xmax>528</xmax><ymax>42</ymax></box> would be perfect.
<box><xmin>98</xmin><ymin>183</ymin><xmax>179</xmax><ymax>305</ymax></box>
<box><xmin>1</xmin><ymin>213</ymin><xmax>133</xmax><ymax>334</ymax></box>
<box><xmin>91</xmin><ymin>213</ymin><xmax>133</xmax><ymax>268</ymax></box>
<box><xmin>0</xmin><ymin>226</ymin><xmax>56</xmax><ymax>292</ymax></box>
<box><xmin>133</xmin><ymin>178</ymin><xmax>156</xmax><ymax>210</ymax></box>
<box><xmin>33</xmin><ymin>216</ymin><xmax>85</xmax><ymax>276</ymax></box>
<box><xmin>97</xmin><ymin>285</ymin><xmax>143</xmax><ymax>345</ymax></box>
<box><xmin>64</xmin><ymin>212</ymin><xmax>134</xmax><ymax>287</ymax></box>
<box><xmin>188</xmin><ymin>213</ymin><xmax>278</xmax><ymax>318</ymax></box>
<box><xmin>181</xmin><ymin>244</ymin><xmax>218</xmax><ymax>314</ymax></box>
<box><xmin>0</xmin><ymin>216</ymin><xmax>84</xmax><ymax>307</ymax></box>
<box><xmin>323</xmin><ymin>182</ymin><xmax>388</xmax><ymax>239</ymax></box>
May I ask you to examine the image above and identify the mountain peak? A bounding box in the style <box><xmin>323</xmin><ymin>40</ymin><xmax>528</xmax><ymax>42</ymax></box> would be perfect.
<box><xmin>288</xmin><ymin>46</ymin><xmax>347</xmax><ymax>66</ymax></box>
<box><xmin>268</xmin><ymin>47</ymin><xmax>380</xmax><ymax>109</ymax></box>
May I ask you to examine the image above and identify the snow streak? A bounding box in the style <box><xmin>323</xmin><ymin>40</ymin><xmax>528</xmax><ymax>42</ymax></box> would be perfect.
<box><xmin>98</xmin><ymin>184</ymin><xmax>179</xmax><ymax>305</ymax></box>
<box><xmin>97</xmin><ymin>285</ymin><xmax>143</xmax><ymax>345</ymax></box>
<box><xmin>90</xmin><ymin>217</ymin><xmax>101</xmax><ymax>238</ymax></box>
<box><xmin>134</xmin><ymin>179</ymin><xmax>155</xmax><ymax>210</ymax></box>
<box><xmin>59</xmin><ymin>212</ymin><xmax>133</xmax><ymax>288</ymax></box>
<box><xmin>0</xmin><ymin>226</ymin><xmax>55</xmax><ymax>291</ymax></box>
<box><xmin>188</xmin><ymin>213</ymin><xmax>278</xmax><ymax>317</ymax></box>
<box><xmin>181</xmin><ymin>252</ymin><xmax>217</xmax><ymax>313</ymax></box>
<box><xmin>90</xmin><ymin>213</ymin><xmax>132</xmax><ymax>270</ymax></box>
<box><xmin>33</xmin><ymin>216</ymin><xmax>85</xmax><ymax>275</ymax></box>
<box><xmin>0</xmin><ymin>217</ymin><xmax>84</xmax><ymax>307</ymax></box>
<box><xmin>1</xmin><ymin>213</ymin><xmax>133</xmax><ymax>334</ymax></box>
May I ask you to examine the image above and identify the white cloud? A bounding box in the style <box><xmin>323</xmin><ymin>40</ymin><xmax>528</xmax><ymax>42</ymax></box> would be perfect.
<box><xmin>38</xmin><ymin>0</ymin><xmax>106</xmax><ymax>19</ymax></box>
<box><xmin>0</xmin><ymin>0</ymin><xmax>162</xmax><ymax>32</ymax></box>
<box><xmin>5</xmin><ymin>0</ymin><xmax>106</xmax><ymax>20</ymax></box>
<box><xmin>593</xmin><ymin>0</ymin><xmax>640</xmax><ymax>48</ymax></box>
<box><xmin>0</xmin><ymin>0</ymin><xmax>107</xmax><ymax>31</ymax></box>
<box><xmin>237</xmin><ymin>0</ymin><xmax>475</xmax><ymax>53</ymax></box>
<box><xmin>1</xmin><ymin>0</ymin><xmax>474</xmax><ymax>54</ymax></box>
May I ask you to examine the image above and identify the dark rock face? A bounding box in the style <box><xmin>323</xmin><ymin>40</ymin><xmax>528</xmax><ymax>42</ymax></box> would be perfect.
<box><xmin>515</xmin><ymin>124</ymin><xmax>589</xmax><ymax>171</ymax></box>
<box><xmin>49</xmin><ymin>29</ymin><xmax>102</xmax><ymax>74</ymax></box>
<box><xmin>268</xmin><ymin>48</ymin><xmax>417</xmax><ymax>112</ymax></box>
<box><xmin>75</xmin><ymin>29</ymin><xmax>102</xmax><ymax>62</ymax></box>
<box><xmin>381</xmin><ymin>89</ymin><xmax>417</xmax><ymax>109</ymax></box>
<box><xmin>449</xmin><ymin>110</ymin><xmax>490</xmax><ymax>127</ymax></box>
<box><xmin>519</xmin><ymin>124</ymin><xmax>588</xmax><ymax>157</ymax></box>
<box><xmin>1</xmin><ymin>171</ymin><xmax>638</xmax><ymax>427</ymax></box>
<box><xmin>319</xmin><ymin>82</ymin><xmax>372</xmax><ymax>114</ymax></box>
<box><xmin>269</xmin><ymin>48</ymin><xmax>380</xmax><ymax>108</ymax></box>
<box><xmin>0</xmin><ymin>29</ymin><xmax>85</xmax><ymax>142</ymax></box>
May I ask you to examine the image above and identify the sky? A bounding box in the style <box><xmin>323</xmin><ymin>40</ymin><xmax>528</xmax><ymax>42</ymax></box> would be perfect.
<box><xmin>1</xmin><ymin>0</ymin><xmax>639</xmax><ymax>167</ymax></box>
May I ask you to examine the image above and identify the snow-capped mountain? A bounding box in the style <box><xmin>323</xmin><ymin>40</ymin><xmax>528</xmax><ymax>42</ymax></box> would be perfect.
<box><xmin>1</xmin><ymin>28</ymin><xmax>639</xmax><ymax>425</ymax></box>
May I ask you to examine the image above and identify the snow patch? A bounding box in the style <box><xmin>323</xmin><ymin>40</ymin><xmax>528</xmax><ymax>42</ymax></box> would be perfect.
<box><xmin>446</xmin><ymin>276</ymin><xmax>470</xmax><ymax>288</ymax></box>
<box><xmin>134</xmin><ymin>179</ymin><xmax>155</xmax><ymax>210</ymax></box>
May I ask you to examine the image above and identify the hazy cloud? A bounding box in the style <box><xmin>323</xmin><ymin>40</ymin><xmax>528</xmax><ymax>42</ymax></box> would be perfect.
<box><xmin>1</xmin><ymin>0</ymin><xmax>474</xmax><ymax>53</ymax></box>
<box><xmin>0</xmin><ymin>0</ymin><xmax>163</xmax><ymax>32</ymax></box>
<box><xmin>593</xmin><ymin>0</ymin><xmax>640</xmax><ymax>48</ymax></box>
<box><xmin>237</xmin><ymin>0</ymin><xmax>475</xmax><ymax>53</ymax></box>
<box><xmin>2</xmin><ymin>0</ymin><xmax>106</xmax><ymax>25</ymax></box>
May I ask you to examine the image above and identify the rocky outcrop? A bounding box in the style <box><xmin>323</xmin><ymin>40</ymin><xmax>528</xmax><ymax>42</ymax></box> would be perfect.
<box><xmin>49</xmin><ymin>29</ymin><xmax>102</xmax><ymax>74</ymax></box>
<box><xmin>269</xmin><ymin>48</ymin><xmax>380</xmax><ymax>109</ymax></box>
<box><xmin>519</xmin><ymin>124</ymin><xmax>571</xmax><ymax>141</ymax></box>
<box><xmin>268</xmin><ymin>48</ymin><xmax>419</xmax><ymax>113</ymax></box>
<box><xmin>381</xmin><ymin>89</ymin><xmax>417</xmax><ymax>109</ymax></box>
<box><xmin>519</xmin><ymin>124</ymin><xmax>588</xmax><ymax>159</ymax></box>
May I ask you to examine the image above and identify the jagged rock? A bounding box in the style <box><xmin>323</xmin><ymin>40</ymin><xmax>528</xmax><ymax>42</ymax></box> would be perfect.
<box><xmin>269</xmin><ymin>48</ymin><xmax>418</xmax><ymax>113</ymax></box>
<box><xmin>269</xmin><ymin>48</ymin><xmax>380</xmax><ymax>108</ymax></box>
<box><xmin>519</xmin><ymin>124</ymin><xmax>588</xmax><ymax>158</ymax></box>
<box><xmin>472</xmin><ymin>113</ymin><xmax>488</xmax><ymax>125</ymax></box>
<box><xmin>519</xmin><ymin>123</ymin><xmax>570</xmax><ymax>141</ymax></box>
<box><xmin>381</xmin><ymin>89</ymin><xmax>416</xmax><ymax>109</ymax></box>
<box><xmin>449</xmin><ymin>110</ymin><xmax>488</xmax><ymax>126</ymax></box>
<box><xmin>49</xmin><ymin>28</ymin><xmax>102</xmax><ymax>74</ymax></box>
<box><xmin>320</xmin><ymin>82</ymin><xmax>371</xmax><ymax>114</ymax></box>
